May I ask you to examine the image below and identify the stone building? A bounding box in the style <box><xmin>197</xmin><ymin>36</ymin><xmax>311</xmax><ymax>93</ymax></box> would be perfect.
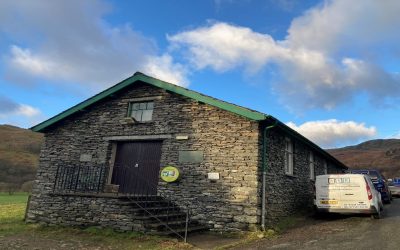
<box><xmin>27</xmin><ymin>72</ymin><xmax>347</xmax><ymax>235</ymax></box>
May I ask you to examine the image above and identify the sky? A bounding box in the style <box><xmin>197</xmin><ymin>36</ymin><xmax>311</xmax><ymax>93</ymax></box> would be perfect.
<box><xmin>0</xmin><ymin>0</ymin><xmax>399</xmax><ymax>149</ymax></box>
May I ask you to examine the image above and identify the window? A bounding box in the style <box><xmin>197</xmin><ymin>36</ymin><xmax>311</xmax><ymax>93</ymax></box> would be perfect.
<box><xmin>128</xmin><ymin>102</ymin><xmax>154</xmax><ymax>122</ymax></box>
<box><xmin>285</xmin><ymin>137</ymin><xmax>294</xmax><ymax>175</ymax></box>
<box><xmin>309</xmin><ymin>151</ymin><xmax>315</xmax><ymax>180</ymax></box>
<box><xmin>323</xmin><ymin>160</ymin><xmax>328</xmax><ymax>174</ymax></box>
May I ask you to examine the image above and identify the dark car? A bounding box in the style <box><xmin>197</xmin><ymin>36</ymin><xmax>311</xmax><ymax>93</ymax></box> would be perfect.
<box><xmin>349</xmin><ymin>169</ymin><xmax>392</xmax><ymax>203</ymax></box>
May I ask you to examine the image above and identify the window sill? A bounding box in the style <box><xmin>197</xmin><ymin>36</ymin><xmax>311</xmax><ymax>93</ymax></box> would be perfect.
<box><xmin>120</xmin><ymin>117</ymin><xmax>154</xmax><ymax>125</ymax></box>
<box><xmin>285</xmin><ymin>173</ymin><xmax>296</xmax><ymax>178</ymax></box>
<box><xmin>132</xmin><ymin>121</ymin><xmax>154</xmax><ymax>124</ymax></box>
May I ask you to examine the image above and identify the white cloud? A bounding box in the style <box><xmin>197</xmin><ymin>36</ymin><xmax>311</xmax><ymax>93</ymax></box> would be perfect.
<box><xmin>8</xmin><ymin>46</ymin><xmax>54</xmax><ymax>77</ymax></box>
<box><xmin>168</xmin><ymin>0</ymin><xmax>400</xmax><ymax>110</ymax></box>
<box><xmin>286</xmin><ymin>119</ymin><xmax>377</xmax><ymax>148</ymax></box>
<box><xmin>168</xmin><ymin>22</ymin><xmax>284</xmax><ymax>73</ymax></box>
<box><xmin>16</xmin><ymin>104</ymin><xmax>41</xmax><ymax>117</ymax></box>
<box><xmin>0</xmin><ymin>95</ymin><xmax>43</xmax><ymax>128</ymax></box>
<box><xmin>0</xmin><ymin>0</ymin><xmax>187</xmax><ymax>90</ymax></box>
<box><xmin>142</xmin><ymin>54</ymin><xmax>189</xmax><ymax>86</ymax></box>
<box><xmin>286</xmin><ymin>0</ymin><xmax>400</xmax><ymax>53</ymax></box>
<box><xmin>2</xmin><ymin>0</ymin><xmax>400</xmax><ymax>112</ymax></box>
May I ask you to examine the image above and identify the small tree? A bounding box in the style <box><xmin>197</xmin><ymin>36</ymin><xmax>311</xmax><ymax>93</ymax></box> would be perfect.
<box><xmin>21</xmin><ymin>180</ymin><xmax>34</xmax><ymax>192</ymax></box>
<box><xmin>6</xmin><ymin>183</ymin><xmax>19</xmax><ymax>195</ymax></box>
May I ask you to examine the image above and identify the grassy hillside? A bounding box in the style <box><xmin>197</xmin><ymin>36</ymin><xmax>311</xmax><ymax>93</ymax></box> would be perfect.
<box><xmin>328</xmin><ymin>139</ymin><xmax>400</xmax><ymax>178</ymax></box>
<box><xmin>0</xmin><ymin>125</ymin><xmax>43</xmax><ymax>190</ymax></box>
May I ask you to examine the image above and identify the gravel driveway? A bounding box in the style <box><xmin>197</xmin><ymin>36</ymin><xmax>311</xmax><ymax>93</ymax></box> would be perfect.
<box><xmin>235</xmin><ymin>198</ymin><xmax>400</xmax><ymax>250</ymax></box>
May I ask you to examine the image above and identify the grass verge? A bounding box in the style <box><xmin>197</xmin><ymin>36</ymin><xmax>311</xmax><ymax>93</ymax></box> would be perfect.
<box><xmin>0</xmin><ymin>193</ymin><xmax>192</xmax><ymax>250</ymax></box>
<box><xmin>0</xmin><ymin>192</ymin><xmax>29</xmax><ymax>204</ymax></box>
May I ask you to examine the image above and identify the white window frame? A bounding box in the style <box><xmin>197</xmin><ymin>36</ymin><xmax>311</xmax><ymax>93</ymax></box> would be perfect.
<box><xmin>127</xmin><ymin>101</ymin><xmax>154</xmax><ymax>122</ymax></box>
<box><xmin>323</xmin><ymin>160</ymin><xmax>328</xmax><ymax>174</ymax></box>
<box><xmin>285</xmin><ymin>137</ymin><xmax>294</xmax><ymax>175</ymax></box>
<box><xmin>309</xmin><ymin>151</ymin><xmax>315</xmax><ymax>180</ymax></box>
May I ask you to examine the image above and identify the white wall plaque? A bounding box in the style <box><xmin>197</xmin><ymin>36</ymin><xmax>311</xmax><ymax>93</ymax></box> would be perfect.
<box><xmin>208</xmin><ymin>172</ymin><xmax>220</xmax><ymax>180</ymax></box>
<box><xmin>79</xmin><ymin>154</ymin><xmax>92</xmax><ymax>162</ymax></box>
<box><xmin>176</xmin><ymin>135</ymin><xmax>189</xmax><ymax>140</ymax></box>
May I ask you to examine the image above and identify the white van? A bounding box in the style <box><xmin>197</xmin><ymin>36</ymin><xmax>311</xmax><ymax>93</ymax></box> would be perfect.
<box><xmin>315</xmin><ymin>174</ymin><xmax>383</xmax><ymax>218</ymax></box>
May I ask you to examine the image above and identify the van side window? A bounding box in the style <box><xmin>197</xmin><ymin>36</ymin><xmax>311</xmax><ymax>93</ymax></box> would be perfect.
<box><xmin>309</xmin><ymin>151</ymin><xmax>315</xmax><ymax>180</ymax></box>
<box><xmin>285</xmin><ymin>137</ymin><xmax>294</xmax><ymax>175</ymax></box>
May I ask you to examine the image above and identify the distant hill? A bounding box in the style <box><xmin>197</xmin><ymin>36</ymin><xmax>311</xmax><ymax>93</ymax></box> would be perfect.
<box><xmin>327</xmin><ymin>139</ymin><xmax>400</xmax><ymax>178</ymax></box>
<box><xmin>0</xmin><ymin>125</ymin><xmax>44</xmax><ymax>190</ymax></box>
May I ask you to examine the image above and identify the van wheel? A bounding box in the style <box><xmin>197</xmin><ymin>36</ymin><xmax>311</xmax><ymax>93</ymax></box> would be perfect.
<box><xmin>372</xmin><ymin>209</ymin><xmax>382</xmax><ymax>219</ymax></box>
<box><xmin>372</xmin><ymin>212</ymin><xmax>381</xmax><ymax>219</ymax></box>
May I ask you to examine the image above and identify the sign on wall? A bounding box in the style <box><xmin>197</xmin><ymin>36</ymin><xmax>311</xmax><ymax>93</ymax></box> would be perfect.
<box><xmin>178</xmin><ymin>150</ymin><xmax>203</xmax><ymax>163</ymax></box>
<box><xmin>160</xmin><ymin>166</ymin><xmax>180</xmax><ymax>182</ymax></box>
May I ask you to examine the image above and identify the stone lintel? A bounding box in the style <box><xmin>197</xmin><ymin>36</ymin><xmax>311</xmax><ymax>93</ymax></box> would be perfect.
<box><xmin>104</xmin><ymin>134</ymin><xmax>172</xmax><ymax>141</ymax></box>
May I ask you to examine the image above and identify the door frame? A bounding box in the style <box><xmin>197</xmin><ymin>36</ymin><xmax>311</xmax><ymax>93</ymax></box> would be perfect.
<box><xmin>106</xmin><ymin>136</ymin><xmax>170</xmax><ymax>185</ymax></box>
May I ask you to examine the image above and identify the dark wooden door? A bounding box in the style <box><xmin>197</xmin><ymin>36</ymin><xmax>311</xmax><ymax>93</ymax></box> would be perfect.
<box><xmin>111</xmin><ymin>141</ymin><xmax>162</xmax><ymax>195</ymax></box>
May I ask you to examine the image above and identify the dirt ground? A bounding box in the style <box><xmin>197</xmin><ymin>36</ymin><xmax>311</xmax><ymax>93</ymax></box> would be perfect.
<box><xmin>0</xmin><ymin>232</ymin><xmax>190</xmax><ymax>250</ymax></box>
<box><xmin>234</xmin><ymin>198</ymin><xmax>400</xmax><ymax>250</ymax></box>
<box><xmin>0</xmin><ymin>233</ymin><xmax>109</xmax><ymax>250</ymax></box>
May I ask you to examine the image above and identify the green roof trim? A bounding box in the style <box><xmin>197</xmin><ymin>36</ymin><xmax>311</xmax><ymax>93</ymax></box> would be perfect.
<box><xmin>31</xmin><ymin>72</ymin><xmax>267</xmax><ymax>132</ymax></box>
<box><xmin>268</xmin><ymin>118</ymin><xmax>348</xmax><ymax>170</ymax></box>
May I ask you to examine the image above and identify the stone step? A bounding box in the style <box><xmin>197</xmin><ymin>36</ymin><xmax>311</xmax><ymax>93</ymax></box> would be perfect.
<box><xmin>132</xmin><ymin>211</ymin><xmax>187</xmax><ymax>221</ymax></box>
<box><xmin>150</xmin><ymin>225</ymin><xmax>208</xmax><ymax>236</ymax></box>
<box><xmin>122</xmin><ymin>195</ymin><xmax>164</xmax><ymax>202</ymax></box>
<box><xmin>119</xmin><ymin>195</ymin><xmax>208</xmax><ymax>237</ymax></box>
<box><xmin>121</xmin><ymin>200</ymin><xmax>174</xmax><ymax>208</ymax></box>
<box><xmin>132</xmin><ymin>206</ymin><xmax>181</xmax><ymax>215</ymax></box>
<box><xmin>145</xmin><ymin>219</ymin><xmax>192</xmax><ymax>229</ymax></box>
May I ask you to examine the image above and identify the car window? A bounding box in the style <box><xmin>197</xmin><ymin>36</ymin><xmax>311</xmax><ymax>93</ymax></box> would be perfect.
<box><xmin>367</xmin><ymin>170</ymin><xmax>379</xmax><ymax>179</ymax></box>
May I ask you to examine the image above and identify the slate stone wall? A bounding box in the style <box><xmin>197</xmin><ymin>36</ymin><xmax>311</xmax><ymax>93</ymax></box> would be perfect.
<box><xmin>27</xmin><ymin>82</ymin><xmax>261</xmax><ymax>232</ymax></box>
<box><xmin>263</xmin><ymin>129</ymin><xmax>345</xmax><ymax>223</ymax></box>
<box><xmin>27</xmin><ymin>194</ymin><xmax>146</xmax><ymax>232</ymax></box>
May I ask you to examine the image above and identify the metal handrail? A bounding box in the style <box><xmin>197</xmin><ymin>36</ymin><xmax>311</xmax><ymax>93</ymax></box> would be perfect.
<box><xmin>112</xmin><ymin>164</ymin><xmax>191</xmax><ymax>242</ymax></box>
<box><xmin>52</xmin><ymin>164</ymin><xmax>192</xmax><ymax>242</ymax></box>
<box><xmin>53</xmin><ymin>165</ymin><xmax>107</xmax><ymax>193</ymax></box>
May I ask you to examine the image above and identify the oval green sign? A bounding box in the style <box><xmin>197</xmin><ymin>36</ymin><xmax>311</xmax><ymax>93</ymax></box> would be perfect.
<box><xmin>160</xmin><ymin>166</ymin><xmax>180</xmax><ymax>182</ymax></box>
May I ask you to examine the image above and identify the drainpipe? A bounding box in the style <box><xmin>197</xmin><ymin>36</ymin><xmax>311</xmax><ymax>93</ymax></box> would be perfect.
<box><xmin>261</xmin><ymin>121</ymin><xmax>278</xmax><ymax>231</ymax></box>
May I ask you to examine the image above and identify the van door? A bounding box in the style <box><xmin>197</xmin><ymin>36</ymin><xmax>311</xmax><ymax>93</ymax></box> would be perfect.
<box><xmin>316</xmin><ymin>175</ymin><xmax>342</xmax><ymax>208</ymax></box>
<box><xmin>338</xmin><ymin>175</ymin><xmax>369</xmax><ymax>209</ymax></box>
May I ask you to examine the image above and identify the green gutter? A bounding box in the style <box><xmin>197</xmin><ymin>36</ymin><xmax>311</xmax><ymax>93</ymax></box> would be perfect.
<box><xmin>261</xmin><ymin>119</ymin><xmax>278</xmax><ymax>231</ymax></box>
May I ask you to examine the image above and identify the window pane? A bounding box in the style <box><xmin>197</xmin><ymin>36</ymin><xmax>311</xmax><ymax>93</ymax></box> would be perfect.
<box><xmin>132</xmin><ymin>103</ymin><xmax>140</xmax><ymax>110</ymax></box>
<box><xmin>139</xmin><ymin>103</ymin><xmax>147</xmax><ymax>109</ymax></box>
<box><xmin>129</xmin><ymin>110</ymin><xmax>137</xmax><ymax>118</ymax></box>
<box><xmin>147</xmin><ymin>102</ymin><xmax>154</xmax><ymax>109</ymax></box>
<box><xmin>134</xmin><ymin>110</ymin><xmax>143</xmax><ymax>121</ymax></box>
<box><xmin>285</xmin><ymin>152</ymin><xmax>289</xmax><ymax>173</ymax></box>
<box><xmin>141</xmin><ymin>110</ymin><xmax>153</xmax><ymax>121</ymax></box>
